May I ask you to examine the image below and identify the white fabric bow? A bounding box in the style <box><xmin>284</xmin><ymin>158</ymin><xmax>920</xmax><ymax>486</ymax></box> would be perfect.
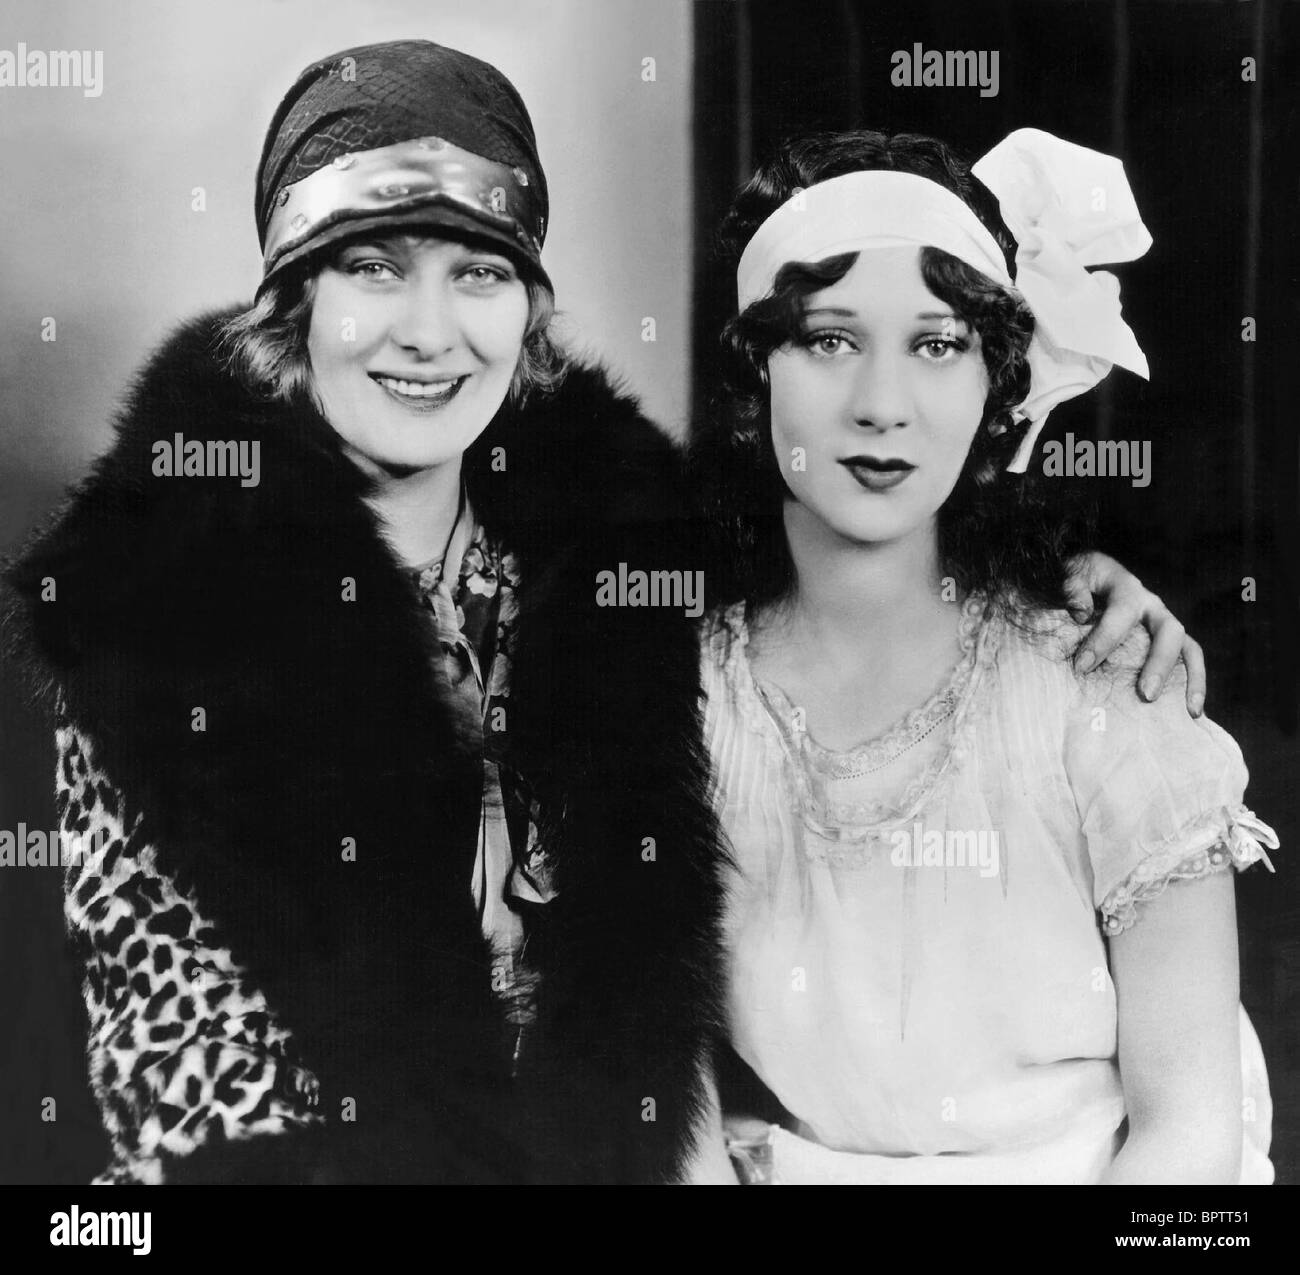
<box><xmin>971</xmin><ymin>128</ymin><xmax>1152</xmax><ymax>470</ymax></box>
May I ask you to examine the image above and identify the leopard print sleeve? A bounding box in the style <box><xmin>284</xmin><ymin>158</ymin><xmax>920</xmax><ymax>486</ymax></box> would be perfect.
<box><xmin>56</xmin><ymin>712</ymin><xmax>323</xmax><ymax>1184</ymax></box>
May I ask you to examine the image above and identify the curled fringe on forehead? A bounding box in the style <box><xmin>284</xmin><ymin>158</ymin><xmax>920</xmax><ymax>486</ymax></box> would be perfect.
<box><xmin>216</xmin><ymin>258</ymin><xmax>565</xmax><ymax>408</ymax></box>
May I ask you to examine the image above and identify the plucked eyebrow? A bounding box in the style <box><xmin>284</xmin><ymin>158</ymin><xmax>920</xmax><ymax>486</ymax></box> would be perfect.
<box><xmin>336</xmin><ymin>235</ymin><xmax>511</xmax><ymax>260</ymax></box>
<box><xmin>336</xmin><ymin>236</ymin><xmax>407</xmax><ymax>257</ymax></box>
<box><xmin>801</xmin><ymin>306</ymin><xmax>964</xmax><ymax>323</ymax></box>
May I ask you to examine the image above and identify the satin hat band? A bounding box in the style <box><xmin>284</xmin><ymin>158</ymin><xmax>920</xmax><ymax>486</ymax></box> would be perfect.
<box><xmin>259</xmin><ymin>135</ymin><xmax>549</xmax><ymax>292</ymax></box>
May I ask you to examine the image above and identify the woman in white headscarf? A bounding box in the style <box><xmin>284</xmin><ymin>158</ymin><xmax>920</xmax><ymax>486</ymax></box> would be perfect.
<box><xmin>690</xmin><ymin>128</ymin><xmax>1275</xmax><ymax>1184</ymax></box>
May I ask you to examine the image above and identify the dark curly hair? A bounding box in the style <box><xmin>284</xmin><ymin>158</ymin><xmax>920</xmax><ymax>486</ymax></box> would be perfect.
<box><xmin>689</xmin><ymin>130</ymin><xmax>1093</xmax><ymax>615</ymax></box>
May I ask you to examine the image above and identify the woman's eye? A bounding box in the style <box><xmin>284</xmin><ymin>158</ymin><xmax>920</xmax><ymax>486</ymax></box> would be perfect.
<box><xmin>460</xmin><ymin>264</ymin><xmax>511</xmax><ymax>286</ymax></box>
<box><xmin>345</xmin><ymin>259</ymin><xmax>400</xmax><ymax>281</ymax></box>
<box><xmin>803</xmin><ymin>331</ymin><xmax>853</xmax><ymax>356</ymax></box>
<box><xmin>916</xmin><ymin>337</ymin><xmax>966</xmax><ymax>361</ymax></box>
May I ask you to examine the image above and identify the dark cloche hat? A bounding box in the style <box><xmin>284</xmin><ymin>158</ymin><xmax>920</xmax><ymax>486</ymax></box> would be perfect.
<box><xmin>256</xmin><ymin>39</ymin><xmax>550</xmax><ymax>293</ymax></box>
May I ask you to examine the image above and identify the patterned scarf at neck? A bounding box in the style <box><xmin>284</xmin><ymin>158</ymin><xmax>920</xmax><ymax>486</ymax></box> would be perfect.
<box><xmin>405</xmin><ymin>496</ymin><xmax>548</xmax><ymax>1026</ymax></box>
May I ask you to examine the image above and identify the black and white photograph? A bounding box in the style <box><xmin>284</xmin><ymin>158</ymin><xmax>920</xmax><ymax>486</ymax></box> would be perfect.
<box><xmin>0</xmin><ymin>0</ymin><xmax>1296</xmax><ymax>1243</ymax></box>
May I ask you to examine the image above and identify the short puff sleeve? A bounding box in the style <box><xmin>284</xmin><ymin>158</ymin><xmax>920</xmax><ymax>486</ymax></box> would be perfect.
<box><xmin>1063</xmin><ymin>632</ymin><xmax>1277</xmax><ymax>936</ymax></box>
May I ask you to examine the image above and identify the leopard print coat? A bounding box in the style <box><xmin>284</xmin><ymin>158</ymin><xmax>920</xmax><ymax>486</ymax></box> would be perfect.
<box><xmin>57</xmin><ymin>714</ymin><xmax>321</xmax><ymax>1183</ymax></box>
<box><xmin>3</xmin><ymin>309</ymin><xmax>728</xmax><ymax>1184</ymax></box>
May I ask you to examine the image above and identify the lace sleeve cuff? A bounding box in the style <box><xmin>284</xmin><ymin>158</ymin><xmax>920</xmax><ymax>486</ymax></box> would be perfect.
<box><xmin>1098</xmin><ymin>804</ymin><xmax>1278</xmax><ymax>936</ymax></box>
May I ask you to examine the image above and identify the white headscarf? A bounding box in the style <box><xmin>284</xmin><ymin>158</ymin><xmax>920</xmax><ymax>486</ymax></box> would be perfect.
<box><xmin>735</xmin><ymin>128</ymin><xmax>1151</xmax><ymax>472</ymax></box>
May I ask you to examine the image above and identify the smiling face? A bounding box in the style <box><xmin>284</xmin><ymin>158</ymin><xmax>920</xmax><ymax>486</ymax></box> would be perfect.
<box><xmin>767</xmin><ymin>245</ymin><xmax>990</xmax><ymax>552</ymax></box>
<box><xmin>306</xmin><ymin>232</ymin><xmax>531</xmax><ymax>473</ymax></box>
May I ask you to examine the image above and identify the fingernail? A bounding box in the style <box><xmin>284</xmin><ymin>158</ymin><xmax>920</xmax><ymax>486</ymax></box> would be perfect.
<box><xmin>1140</xmin><ymin>677</ymin><xmax>1157</xmax><ymax>701</ymax></box>
<box><xmin>1077</xmin><ymin>648</ymin><xmax>1095</xmax><ymax>672</ymax></box>
<box><xmin>1190</xmin><ymin>693</ymin><xmax>1204</xmax><ymax>717</ymax></box>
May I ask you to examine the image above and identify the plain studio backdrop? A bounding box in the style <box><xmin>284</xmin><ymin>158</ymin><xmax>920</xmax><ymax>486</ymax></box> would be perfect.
<box><xmin>1</xmin><ymin>0</ymin><xmax>1296</xmax><ymax>1185</ymax></box>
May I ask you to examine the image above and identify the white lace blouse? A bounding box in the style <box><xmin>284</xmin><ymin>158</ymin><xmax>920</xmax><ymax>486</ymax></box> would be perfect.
<box><xmin>700</xmin><ymin>595</ymin><xmax>1278</xmax><ymax>1184</ymax></box>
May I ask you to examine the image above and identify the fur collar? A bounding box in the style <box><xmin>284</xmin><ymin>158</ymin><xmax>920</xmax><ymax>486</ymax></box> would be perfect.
<box><xmin>2</xmin><ymin>308</ymin><xmax>728</xmax><ymax>1183</ymax></box>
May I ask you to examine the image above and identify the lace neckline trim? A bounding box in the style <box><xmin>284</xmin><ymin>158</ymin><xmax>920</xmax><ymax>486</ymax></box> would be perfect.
<box><xmin>748</xmin><ymin>594</ymin><xmax>986</xmax><ymax>773</ymax></box>
<box><xmin>717</xmin><ymin>593</ymin><xmax>1002</xmax><ymax>845</ymax></box>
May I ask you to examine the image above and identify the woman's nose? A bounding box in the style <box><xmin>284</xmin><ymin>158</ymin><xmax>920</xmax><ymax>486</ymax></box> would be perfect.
<box><xmin>850</xmin><ymin>352</ymin><xmax>911</xmax><ymax>432</ymax></box>
<box><xmin>388</xmin><ymin>276</ymin><xmax>459</xmax><ymax>359</ymax></box>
